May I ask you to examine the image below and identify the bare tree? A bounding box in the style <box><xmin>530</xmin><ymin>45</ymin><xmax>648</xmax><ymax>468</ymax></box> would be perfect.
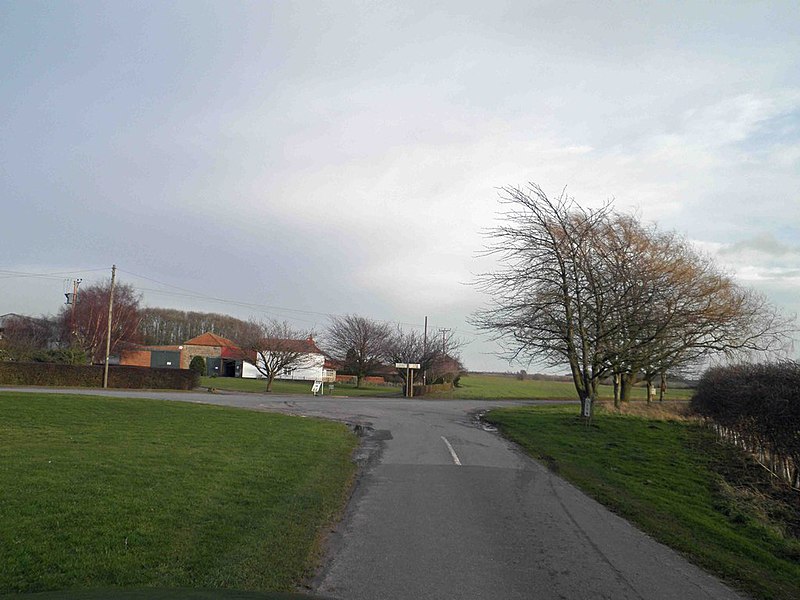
<box><xmin>138</xmin><ymin>308</ymin><xmax>262</xmax><ymax>346</ymax></box>
<box><xmin>325</xmin><ymin>315</ymin><xmax>391</xmax><ymax>388</ymax></box>
<box><xmin>472</xmin><ymin>184</ymin><xmax>614</xmax><ymax>417</ymax></box>
<box><xmin>384</xmin><ymin>326</ymin><xmax>464</xmax><ymax>390</ymax></box>
<box><xmin>472</xmin><ymin>183</ymin><xmax>794</xmax><ymax>418</ymax></box>
<box><xmin>0</xmin><ymin>314</ymin><xmax>59</xmax><ymax>361</ymax></box>
<box><xmin>239</xmin><ymin>320</ymin><xmax>317</xmax><ymax>392</ymax></box>
<box><xmin>594</xmin><ymin>213</ymin><xmax>793</xmax><ymax>404</ymax></box>
<box><xmin>58</xmin><ymin>281</ymin><xmax>142</xmax><ymax>363</ymax></box>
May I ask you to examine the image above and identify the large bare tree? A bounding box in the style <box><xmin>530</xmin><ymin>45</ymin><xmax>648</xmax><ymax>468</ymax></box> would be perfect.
<box><xmin>472</xmin><ymin>184</ymin><xmax>615</xmax><ymax>417</ymax></box>
<box><xmin>593</xmin><ymin>213</ymin><xmax>792</xmax><ymax>404</ymax></box>
<box><xmin>325</xmin><ymin>315</ymin><xmax>391</xmax><ymax>388</ymax></box>
<box><xmin>239</xmin><ymin>320</ymin><xmax>317</xmax><ymax>392</ymax></box>
<box><xmin>473</xmin><ymin>183</ymin><xmax>793</xmax><ymax>418</ymax></box>
<box><xmin>58</xmin><ymin>281</ymin><xmax>142</xmax><ymax>364</ymax></box>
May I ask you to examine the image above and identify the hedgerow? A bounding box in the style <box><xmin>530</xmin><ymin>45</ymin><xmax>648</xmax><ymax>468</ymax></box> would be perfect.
<box><xmin>691</xmin><ymin>362</ymin><xmax>800</xmax><ymax>488</ymax></box>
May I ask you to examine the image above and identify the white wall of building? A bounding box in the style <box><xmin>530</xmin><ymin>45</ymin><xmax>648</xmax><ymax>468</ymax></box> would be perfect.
<box><xmin>242</xmin><ymin>352</ymin><xmax>325</xmax><ymax>381</ymax></box>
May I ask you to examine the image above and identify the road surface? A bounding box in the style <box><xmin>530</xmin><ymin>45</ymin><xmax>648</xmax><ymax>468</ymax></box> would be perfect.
<box><xmin>2</xmin><ymin>388</ymin><xmax>746</xmax><ymax>600</ymax></box>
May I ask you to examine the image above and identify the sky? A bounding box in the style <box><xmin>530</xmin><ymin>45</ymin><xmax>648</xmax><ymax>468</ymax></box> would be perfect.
<box><xmin>2</xmin><ymin>0</ymin><xmax>799</xmax><ymax>372</ymax></box>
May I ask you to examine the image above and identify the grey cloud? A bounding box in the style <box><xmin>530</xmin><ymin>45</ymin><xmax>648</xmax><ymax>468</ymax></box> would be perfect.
<box><xmin>719</xmin><ymin>233</ymin><xmax>800</xmax><ymax>258</ymax></box>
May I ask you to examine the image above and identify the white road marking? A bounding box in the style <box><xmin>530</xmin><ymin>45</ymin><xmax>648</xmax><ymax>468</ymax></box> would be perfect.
<box><xmin>441</xmin><ymin>436</ymin><xmax>462</xmax><ymax>466</ymax></box>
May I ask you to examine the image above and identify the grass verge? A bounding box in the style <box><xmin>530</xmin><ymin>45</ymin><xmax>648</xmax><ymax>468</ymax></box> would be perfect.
<box><xmin>484</xmin><ymin>404</ymin><xmax>800</xmax><ymax>600</ymax></box>
<box><xmin>198</xmin><ymin>377</ymin><xmax>399</xmax><ymax>397</ymax></box>
<box><xmin>440</xmin><ymin>374</ymin><xmax>693</xmax><ymax>400</ymax></box>
<box><xmin>0</xmin><ymin>392</ymin><xmax>358</xmax><ymax>595</ymax></box>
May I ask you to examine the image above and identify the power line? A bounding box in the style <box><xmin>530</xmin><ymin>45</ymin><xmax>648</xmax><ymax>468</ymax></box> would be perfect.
<box><xmin>0</xmin><ymin>267</ymin><xmax>109</xmax><ymax>281</ymax></box>
<box><xmin>2</xmin><ymin>265</ymin><xmax>486</xmax><ymax>342</ymax></box>
<box><xmin>118</xmin><ymin>268</ymin><xmax>438</xmax><ymax>332</ymax></box>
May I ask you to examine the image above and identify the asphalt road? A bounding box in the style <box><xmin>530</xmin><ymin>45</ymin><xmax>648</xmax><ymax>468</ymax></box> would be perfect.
<box><xmin>3</xmin><ymin>388</ymin><xmax>746</xmax><ymax>600</ymax></box>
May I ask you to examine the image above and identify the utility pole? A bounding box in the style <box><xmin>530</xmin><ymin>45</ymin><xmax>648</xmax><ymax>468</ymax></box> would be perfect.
<box><xmin>103</xmin><ymin>265</ymin><xmax>116</xmax><ymax>389</ymax></box>
<box><xmin>438</xmin><ymin>328</ymin><xmax>451</xmax><ymax>355</ymax></box>
<box><xmin>423</xmin><ymin>316</ymin><xmax>428</xmax><ymax>385</ymax></box>
<box><xmin>70</xmin><ymin>278</ymin><xmax>82</xmax><ymax>336</ymax></box>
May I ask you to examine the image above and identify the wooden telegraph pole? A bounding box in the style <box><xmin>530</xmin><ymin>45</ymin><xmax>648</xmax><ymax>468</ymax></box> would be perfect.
<box><xmin>423</xmin><ymin>316</ymin><xmax>428</xmax><ymax>385</ymax></box>
<box><xmin>102</xmin><ymin>265</ymin><xmax>116</xmax><ymax>389</ymax></box>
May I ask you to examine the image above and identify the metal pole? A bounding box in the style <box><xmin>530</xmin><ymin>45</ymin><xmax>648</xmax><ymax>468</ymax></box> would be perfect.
<box><xmin>103</xmin><ymin>265</ymin><xmax>116</xmax><ymax>389</ymax></box>
<box><xmin>409</xmin><ymin>367</ymin><xmax>413</xmax><ymax>398</ymax></box>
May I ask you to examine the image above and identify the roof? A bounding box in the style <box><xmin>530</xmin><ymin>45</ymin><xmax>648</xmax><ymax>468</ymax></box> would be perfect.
<box><xmin>121</xmin><ymin>344</ymin><xmax>182</xmax><ymax>352</ymax></box>
<box><xmin>184</xmin><ymin>332</ymin><xmax>240</xmax><ymax>348</ymax></box>
<box><xmin>0</xmin><ymin>313</ymin><xmax>44</xmax><ymax>327</ymax></box>
<box><xmin>262</xmin><ymin>336</ymin><xmax>324</xmax><ymax>355</ymax></box>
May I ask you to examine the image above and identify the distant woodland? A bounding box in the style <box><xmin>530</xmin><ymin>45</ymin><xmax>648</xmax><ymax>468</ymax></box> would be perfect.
<box><xmin>138</xmin><ymin>308</ymin><xmax>260</xmax><ymax>346</ymax></box>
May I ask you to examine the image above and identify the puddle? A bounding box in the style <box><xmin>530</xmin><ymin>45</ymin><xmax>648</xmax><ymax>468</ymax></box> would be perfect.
<box><xmin>473</xmin><ymin>409</ymin><xmax>498</xmax><ymax>432</ymax></box>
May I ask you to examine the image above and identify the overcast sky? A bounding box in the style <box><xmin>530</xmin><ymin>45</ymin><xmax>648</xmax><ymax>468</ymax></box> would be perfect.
<box><xmin>2</xmin><ymin>1</ymin><xmax>799</xmax><ymax>371</ymax></box>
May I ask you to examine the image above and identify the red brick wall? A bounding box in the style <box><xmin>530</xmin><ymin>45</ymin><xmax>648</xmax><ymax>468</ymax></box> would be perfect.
<box><xmin>181</xmin><ymin>345</ymin><xmax>221</xmax><ymax>369</ymax></box>
<box><xmin>120</xmin><ymin>350</ymin><xmax>151</xmax><ymax>367</ymax></box>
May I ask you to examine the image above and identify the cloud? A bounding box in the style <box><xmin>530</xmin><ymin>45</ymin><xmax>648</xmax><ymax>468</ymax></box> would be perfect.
<box><xmin>693</xmin><ymin>233</ymin><xmax>800</xmax><ymax>299</ymax></box>
<box><xmin>719</xmin><ymin>233</ymin><xmax>800</xmax><ymax>258</ymax></box>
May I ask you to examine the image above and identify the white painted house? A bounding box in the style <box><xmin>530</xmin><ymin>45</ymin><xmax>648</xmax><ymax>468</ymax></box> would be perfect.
<box><xmin>242</xmin><ymin>336</ymin><xmax>335</xmax><ymax>382</ymax></box>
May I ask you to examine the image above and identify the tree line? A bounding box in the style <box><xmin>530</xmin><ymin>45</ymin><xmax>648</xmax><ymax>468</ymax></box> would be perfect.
<box><xmin>472</xmin><ymin>183</ymin><xmax>793</xmax><ymax>418</ymax></box>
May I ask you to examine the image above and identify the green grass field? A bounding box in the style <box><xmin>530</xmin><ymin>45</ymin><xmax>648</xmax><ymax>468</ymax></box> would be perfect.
<box><xmin>199</xmin><ymin>376</ymin><xmax>399</xmax><ymax>397</ymax></box>
<box><xmin>446</xmin><ymin>374</ymin><xmax>694</xmax><ymax>400</ymax></box>
<box><xmin>0</xmin><ymin>392</ymin><xmax>358</xmax><ymax>596</ymax></box>
<box><xmin>199</xmin><ymin>373</ymin><xmax>692</xmax><ymax>401</ymax></box>
<box><xmin>484</xmin><ymin>404</ymin><xmax>800</xmax><ymax>600</ymax></box>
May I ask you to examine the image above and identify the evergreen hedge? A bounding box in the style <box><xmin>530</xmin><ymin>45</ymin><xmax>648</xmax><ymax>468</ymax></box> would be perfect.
<box><xmin>0</xmin><ymin>362</ymin><xmax>199</xmax><ymax>390</ymax></box>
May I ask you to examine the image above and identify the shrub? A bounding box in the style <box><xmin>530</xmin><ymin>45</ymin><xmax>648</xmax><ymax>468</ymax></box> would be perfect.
<box><xmin>189</xmin><ymin>355</ymin><xmax>206</xmax><ymax>377</ymax></box>
<box><xmin>691</xmin><ymin>361</ymin><xmax>800</xmax><ymax>488</ymax></box>
<box><xmin>29</xmin><ymin>347</ymin><xmax>87</xmax><ymax>365</ymax></box>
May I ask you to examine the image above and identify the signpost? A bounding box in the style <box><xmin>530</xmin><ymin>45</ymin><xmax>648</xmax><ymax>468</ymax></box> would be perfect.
<box><xmin>312</xmin><ymin>381</ymin><xmax>322</xmax><ymax>396</ymax></box>
<box><xmin>395</xmin><ymin>363</ymin><xmax>421</xmax><ymax>398</ymax></box>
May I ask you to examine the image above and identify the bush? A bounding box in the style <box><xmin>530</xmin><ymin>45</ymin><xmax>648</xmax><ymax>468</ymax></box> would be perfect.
<box><xmin>0</xmin><ymin>362</ymin><xmax>199</xmax><ymax>390</ymax></box>
<box><xmin>29</xmin><ymin>347</ymin><xmax>87</xmax><ymax>365</ymax></box>
<box><xmin>691</xmin><ymin>361</ymin><xmax>800</xmax><ymax>488</ymax></box>
<box><xmin>189</xmin><ymin>355</ymin><xmax>206</xmax><ymax>377</ymax></box>
<box><xmin>413</xmin><ymin>382</ymin><xmax>454</xmax><ymax>396</ymax></box>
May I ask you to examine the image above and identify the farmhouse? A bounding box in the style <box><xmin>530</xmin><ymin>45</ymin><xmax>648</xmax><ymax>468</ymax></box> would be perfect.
<box><xmin>244</xmin><ymin>336</ymin><xmax>336</xmax><ymax>382</ymax></box>
<box><xmin>119</xmin><ymin>331</ymin><xmax>336</xmax><ymax>382</ymax></box>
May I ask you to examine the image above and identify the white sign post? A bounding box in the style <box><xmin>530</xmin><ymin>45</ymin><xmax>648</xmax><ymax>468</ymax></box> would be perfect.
<box><xmin>395</xmin><ymin>363</ymin><xmax>421</xmax><ymax>398</ymax></box>
<box><xmin>312</xmin><ymin>381</ymin><xmax>322</xmax><ymax>396</ymax></box>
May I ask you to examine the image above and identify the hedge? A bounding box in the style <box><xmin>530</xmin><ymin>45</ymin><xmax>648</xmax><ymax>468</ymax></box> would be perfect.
<box><xmin>691</xmin><ymin>361</ymin><xmax>800</xmax><ymax>488</ymax></box>
<box><xmin>0</xmin><ymin>362</ymin><xmax>199</xmax><ymax>390</ymax></box>
<box><xmin>413</xmin><ymin>382</ymin><xmax>454</xmax><ymax>396</ymax></box>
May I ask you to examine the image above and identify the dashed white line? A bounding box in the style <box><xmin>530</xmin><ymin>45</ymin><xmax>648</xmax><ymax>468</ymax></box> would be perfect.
<box><xmin>441</xmin><ymin>436</ymin><xmax>462</xmax><ymax>466</ymax></box>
